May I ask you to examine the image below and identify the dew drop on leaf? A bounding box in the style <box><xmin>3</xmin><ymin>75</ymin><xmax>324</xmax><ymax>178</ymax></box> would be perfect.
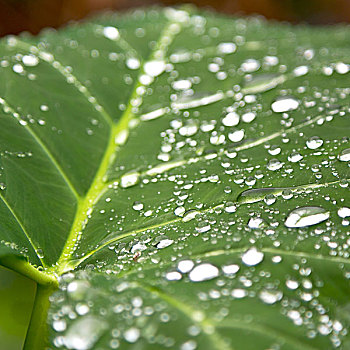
<box><xmin>284</xmin><ymin>206</ymin><xmax>330</xmax><ymax>228</ymax></box>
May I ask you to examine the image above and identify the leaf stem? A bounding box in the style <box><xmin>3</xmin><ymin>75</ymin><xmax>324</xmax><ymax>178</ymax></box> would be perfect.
<box><xmin>23</xmin><ymin>283</ymin><xmax>57</xmax><ymax>350</ymax></box>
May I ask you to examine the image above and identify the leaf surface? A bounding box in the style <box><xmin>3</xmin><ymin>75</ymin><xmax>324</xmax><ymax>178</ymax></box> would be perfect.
<box><xmin>0</xmin><ymin>6</ymin><xmax>349</xmax><ymax>350</ymax></box>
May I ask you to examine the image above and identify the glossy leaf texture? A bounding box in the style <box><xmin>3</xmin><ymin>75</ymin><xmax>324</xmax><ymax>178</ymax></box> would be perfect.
<box><xmin>0</xmin><ymin>6</ymin><xmax>349</xmax><ymax>350</ymax></box>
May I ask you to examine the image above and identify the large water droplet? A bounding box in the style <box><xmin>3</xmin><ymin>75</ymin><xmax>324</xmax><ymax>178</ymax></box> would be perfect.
<box><xmin>120</xmin><ymin>171</ymin><xmax>140</xmax><ymax>188</ymax></box>
<box><xmin>103</xmin><ymin>26</ymin><xmax>120</xmax><ymax>40</ymax></box>
<box><xmin>259</xmin><ymin>290</ymin><xmax>283</xmax><ymax>304</ymax></box>
<box><xmin>271</xmin><ymin>96</ymin><xmax>299</xmax><ymax>113</ymax></box>
<box><xmin>144</xmin><ymin>60</ymin><xmax>166</xmax><ymax>77</ymax></box>
<box><xmin>241</xmin><ymin>248</ymin><xmax>264</xmax><ymax>266</ymax></box>
<box><xmin>189</xmin><ymin>263</ymin><xmax>219</xmax><ymax>282</ymax></box>
<box><xmin>338</xmin><ymin>148</ymin><xmax>350</xmax><ymax>162</ymax></box>
<box><xmin>284</xmin><ymin>206</ymin><xmax>330</xmax><ymax>228</ymax></box>
<box><xmin>306</xmin><ymin>136</ymin><xmax>323</xmax><ymax>150</ymax></box>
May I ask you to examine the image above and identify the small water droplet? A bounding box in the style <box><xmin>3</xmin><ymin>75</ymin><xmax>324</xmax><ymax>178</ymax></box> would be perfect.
<box><xmin>132</xmin><ymin>201</ymin><xmax>144</xmax><ymax>211</ymax></box>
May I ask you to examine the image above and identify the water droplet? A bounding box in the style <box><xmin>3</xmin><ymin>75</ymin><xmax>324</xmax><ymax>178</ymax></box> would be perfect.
<box><xmin>338</xmin><ymin>148</ymin><xmax>350</xmax><ymax>162</ymax></box>
<box><xmin>22</xmin><ymin>55</ymin><xmax>39</xmax><ymax>67</ymax></box>
<box><xmin>306</xmin><ymin>136</ymin><xmax>323</xmax><ymax>150</ymax></box>
<box><xmin>242</xmin><ymin>248</ymin><xmax>264</xmax><ymax>266</ymax></box>
<box><xmin>63</xmin><ymin>316</ymin><xmax>107</xmax><ymax>350</ymax></box>
<box><xmin>103</xmin><ymin>26</ymin><xmax>120</xmax><ymax>40</ymax></box>
<box><xmin>195</xmin><ymin>221</ymin><xmax>211</xmax><ymax>233</ymax></box>
<box><xmin>224</xmin><ymin>202</ymin><xmax>237</xmax><ymax>213</ymax></box>
<box><xmin>124</xmin><ymin>327</ymin><xmax>140</xmax><ymax>343</ymax></box>
<box><xmin>189</xmin><ymin>263</ymin><xmax>219</xmax><ymax>282</ymax></box>
<box><xmin>259</xmin><ymin>290</ymin><xmax>283</xmax><ymax>304</ymax></box>
<box><xmin>248</xmin><ymin>217</ymin><xmax>266</xmax><ymax>229</ymax></box>
<box><xmin>228</xmin><ymin>129</ymin><xmax>245</xmax><ymax>143</ymax></box>
<box><xmin>231</xmin><ymin>288</ymin><xmax>247</xmax><ymax>298</ymax></box>
<box><xmin>120</xmin><ymin>172</ymin><xmax>140</xmax><ymax>188</ymax></box>
<box><xmin>241</xmin><ymin>59</ymin><xmax>260</xmax><ymax>73</ymax></box>
<box><xmin>67</xmin><ymin>280</ymin><xmax>90</xmax><ymax>300</ymax></box>
<box><xmin>285</xmin><ymin>206</ymin><xmax>330</xmax><ymax>228</ymax></box>
<box><xmin>267</xmin><ymin>159</ymin><xmax>283</xmax><ymax>171</ymax></box>
<box><xmin>242</xmin><ymin>74</ymin><xmax>286</xmax><ymax>94</ymax></box>
<box><xmin>222</xmin><ymin>112</ymin><xmax>239</xmax><ymax>127</ymax></box>
<box><xmin>241</xmin><ymin>112</ymin><xmax>256</xmax><ymax>123</ymax></box>
<box><xmin>156</xmin><ymin>239</ymin><xmax>174</xmax><ymax>249</ymax></box>
<box><xmin>288</xmin><ymin>152</ymin><xmax>303</xmax><ymax>163</ymax></box>
<box><xmin>166</xmin><ymin>271</ymin><xmax>182</xmax><ymax>281</ymax></box>
<box><xmin>217</xmin><ymin>42</ymin><xmax>236</xmax><ymax>54</ymax></box>
<box><xmin>144</xmin><ymin>60</ymin><xmax>166</xmax><ymax>77</ymax></box>
<box><xmin>174</xmin><ymin>206</ymin><xmax>186</xmax><ymax>217</ymax></box>
<box><xmin>271</xmin><ymin>96</ymin><xmax>299</xmax><ymax>113</ymax></box>
<box><xmin>126</xmin><ymin>57</ymin><xmax>140</xmax><ymax>70</ymax></box>
<box><xmin>53</xmin><ymin>319</ymin><xmax>67</xmax><ymax>332</ymax></box>
<box><xmin>286</xmin><ymin>279</ymin><xmax>299</xmax><ymax>290</ymax></box>
<box><xmin>177</xmin><ymin>260</ymin><xmax>194</xmax><ymax>273</ymax></box>
<box><xmin>132</xmin><ymin>201</ymin><xmax>144</xmax><ymax>211</ymax></box>
<box><xmin>222</xmin><ymin>264</ymin><xmax>240</xmax><ymax>275</ymax></box>
<box><xmin>172</xmin><ymin>79</ymin><xmax>192</xmax><ymax>90</ymax></box>
<box><xmin>335</xmin><ymin>62</ymin><xmax>349</xmax><ymax>74</ymax></box>
<box><xmin>182</xmin><ymin>210</ymin><xmax>200</xmax><ymax>222</ymax></box>
<box><xmin>293</xmin><ymin>65</ymin><xmax>308</xmax><ymax>77</ymax></box>
<box><xmin>338</xmin><ymin>207</ymin><xmax>350</xmax><ymax>218</ymax></box>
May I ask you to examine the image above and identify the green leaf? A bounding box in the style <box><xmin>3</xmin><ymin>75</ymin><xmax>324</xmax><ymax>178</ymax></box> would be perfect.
<box><xmin>0</xmin><ymin>6</ymin><xmax>349</xmax><ymax>350</ymax></box>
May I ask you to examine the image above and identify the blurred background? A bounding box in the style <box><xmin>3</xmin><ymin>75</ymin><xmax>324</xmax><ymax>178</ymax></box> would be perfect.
<box><xmin>1</xmin><ymin>0</ymin><xmax>350</xmax><ymax>37</ymax></box>
<box><xmin>0</xmin><ymin>0</ymin><xmax>347</xmax><ymax>349</ymax></box>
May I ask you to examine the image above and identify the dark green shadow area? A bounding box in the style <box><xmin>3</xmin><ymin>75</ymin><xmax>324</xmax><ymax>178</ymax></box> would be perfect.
<box><xmin>0</xmin><ymin>265</ymin><xmax>36</xmax><ymax>350</ymax></box>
